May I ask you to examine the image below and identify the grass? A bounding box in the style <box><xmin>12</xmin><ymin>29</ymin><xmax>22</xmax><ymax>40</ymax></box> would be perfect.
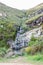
<box><xmin>0</xmin><ymin>55</ymin><xmax>18</xmax><ymax>62</ymax></box>
<box><xmin>0</xmin><ymin>54</ymin><xmax>43</xmax><ymax>65</ymax></box>
<box><xmin>21</xmin><ymin>54</ymin><xmax>43</xmax><ymax>65</ymax></box>
<box><xmin>23</xmin><ymin>54</ymin><xmax>43</xmax><ymax>62</ymax></box>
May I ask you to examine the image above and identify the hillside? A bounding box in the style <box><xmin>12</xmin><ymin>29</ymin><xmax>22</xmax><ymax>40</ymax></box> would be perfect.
<box><xmin>0</xmin><ymin>3</ymin><xmax>26</xmax><ymax>55</ymax></box>
<box><xmin>0</xmin><ymin>3</ymin><xmax>43</xmax><ymax>29</ymax></box>
<box><xmin>22</xmin><ymin>3</ymin><xmax>43</xmax><ymax>30</ymax></box>
<box><xmin>0</xmin><ymin>3</ymin><xmax>43</xmax><ymax>58</ymax></box>
<box><xmin>0</xmin><ymin>3</ymin><xmax>26</xmax><ymax>24</ymax></box>
<box><xmin>25</xmin><ymin>3</ymin><xmax>43</xmax><ymax>16</ymax></box>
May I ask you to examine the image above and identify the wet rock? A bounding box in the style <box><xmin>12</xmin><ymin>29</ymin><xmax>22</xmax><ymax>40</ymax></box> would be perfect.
<box><xmin>7</xmin><ymin>26</ymin><xmax>28</xmax><ymax>55</ymax></box>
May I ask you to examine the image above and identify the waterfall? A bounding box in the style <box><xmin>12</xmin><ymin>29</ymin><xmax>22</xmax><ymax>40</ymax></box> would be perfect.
<box><xmin>7</xmin><ymin>26</ymin><xmax>42</xmax><ymax>56</ymax></box>
<box><xmin>11</xmin><ymin>26</ymin><xmax>28</xmax><ymax>55</ymax></box>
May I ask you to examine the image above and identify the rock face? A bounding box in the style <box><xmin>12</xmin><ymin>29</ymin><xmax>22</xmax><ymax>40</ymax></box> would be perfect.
<box><xmin>21</xmin><ymin>26</ymin><xmax>42</xmax><ymax>41</ymax></box>
<box><xmin>26</xmin><ymin>16</ymin><xmax>43</xmax><ymax>27</ymax></box>
<box><xmin>0</xmin><ymin>13</ymin><xmax>2</xmax><ymax>16</ymax></box>
<box><xmin>0</xmin><ymin>12</ymin><xmax>6</xmax><ymax>17</ymax></box>
<box><xmin>7</xmin><ymin>26</ymin><xmax>28</xmax><ymax>55</ymax></box>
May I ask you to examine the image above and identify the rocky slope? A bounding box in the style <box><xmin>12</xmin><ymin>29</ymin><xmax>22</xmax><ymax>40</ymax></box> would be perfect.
<box><xmin>22</xmin><ymin>3</ymin><xmax>43</xmax><ymax>30</ymax></box>
<box><xmin>0</xmin><ymin>3</ymin><xmax>43</xmax><ymax>57</ymax></box>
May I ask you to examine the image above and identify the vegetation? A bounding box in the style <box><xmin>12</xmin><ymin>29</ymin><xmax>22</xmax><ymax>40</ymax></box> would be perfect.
<box><xmin>26</xmin><ymin>13</ymin><xmax>43</xmax><ymax>23</ymax></box>
<box><xmin>0</xmin><ymin>3</ymin><xmax>25</xmax><ymax>57</ymax></box>
<box><xmin>24</xmin><ymin>36</ymin><xmax>43</xmax><ymax>63</ymax></box>
<box><xmin>26</xmin><ymin>3</ymin><xmax>43</xmax><ymax>16</ymax></box>
<box><xmin>0</xmin><ymin>3</ymin><xmax>43</xmax><ymax>63</ymax></box>
<box><xmin>23</xmin><ymin>54</ymin><xmax>43</xmax><ymax>63</ymax></box>
<box><xmin>0</xmin><ymin>21</ymin><xmax>19</xmax><ymax>57</ymax></box>
<box><xmin>25</xmin><ymin>36</ymin><xmax>43</xmax><ymax>55</ymax></box>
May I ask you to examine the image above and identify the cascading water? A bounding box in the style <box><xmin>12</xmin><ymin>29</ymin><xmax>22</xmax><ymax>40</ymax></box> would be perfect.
<box><xmin>11</xmin><ymin>26</ymin><xmax>28</xmax><ymax>55</ymax></box>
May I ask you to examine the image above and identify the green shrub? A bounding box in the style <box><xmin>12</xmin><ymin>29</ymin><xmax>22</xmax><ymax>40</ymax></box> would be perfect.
<box><xmin>0</xmin><ymin>47</ymin><xmax>7</xmax><ymax>57</ymax></box>
<box><xmin>25</xmin><ymin>47</ymin><xmax>32</xmax><ymax>54</ymax></box>
<box><xmin>31</xmin><ymin>36</ymin><xmax>37</xmax><ymax>41</ymax></box>
<box><xmin>25</xmin><ymin>36</ymin><xmax>43</xmax><ymax>55</ymax></box>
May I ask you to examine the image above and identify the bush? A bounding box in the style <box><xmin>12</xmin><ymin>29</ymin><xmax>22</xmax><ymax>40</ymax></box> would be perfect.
<box><xmin>31</xmin><ymin>36</ymin><xmax>37</xmax><ymax>41</ymax></box>
<box><xmin>25</xmin><ymin>47</ymin><xmax>32</xmax><ymax>54</ymax></box>
<box><xmin>28</xmin><ymin>36</ymin><xmax>38</xmax><ymax>46</ymax></box>
<box><xmin>25</xmin><ymin>36</ymin><xmax>43</xmax><ymax>55</ymax></box>
<box><xmin>0</xmin><ymin>47</ymin><xmax>7</xmax><ymax>57</ymax></box>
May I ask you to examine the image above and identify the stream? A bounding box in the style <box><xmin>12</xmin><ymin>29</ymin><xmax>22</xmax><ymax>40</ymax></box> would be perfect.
<box><xmin>7</xmin><ymin>26</ymin><xmax>42</xmax><ymax>56</ymax></box>
<box><xmin>9</xmin><ymin>26</ymin><xmax>28</xmax><ymax>55</ymax></box>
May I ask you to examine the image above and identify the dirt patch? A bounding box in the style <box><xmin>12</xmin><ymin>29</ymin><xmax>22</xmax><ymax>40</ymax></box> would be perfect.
<box><xmin>0</xmin><ymin>63</ymin><xmax>33</xmax><ymax>65</ymax></box>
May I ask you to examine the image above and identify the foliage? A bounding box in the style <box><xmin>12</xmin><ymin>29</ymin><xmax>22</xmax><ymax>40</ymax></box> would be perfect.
<box><xmin>25</xmin><ymin>36</ymin><xmax>43</xmax><ymax>54</ymax></box>
<box><xmin>0</xmin><ymin>3</ymin><xmax>43</xmax><ymax>57</ymax></box>
<box><xmin>0</xmin><ymin>22</ymin><xmax>17</xmax><ymax>57</ymax></box>
<box><xmin>26</xmin><ymin>13</ymin><xmax>43</xmax><ymax>23</ymax></box>
<box><xmin>25</xmin><ymin>47</ymin><xmax>32</xmax><ymax>54</ymax></box>
<box><xmin>0</xmin><ymin>47</ymin><xmax>7</xmax><ymax>57</ymax></box>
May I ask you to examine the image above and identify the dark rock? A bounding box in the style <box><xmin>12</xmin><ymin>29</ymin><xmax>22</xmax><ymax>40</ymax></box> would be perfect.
<box><xmin>26</xmin><ymin>16</ymin><xmax>43</xmax><ymax>27</ymax></box>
